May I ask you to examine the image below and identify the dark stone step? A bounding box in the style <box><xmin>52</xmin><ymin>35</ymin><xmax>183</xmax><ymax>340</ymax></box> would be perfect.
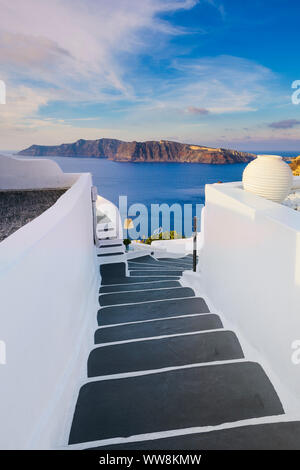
<box><xmin>129</xmin><ymin>266</ymin><xmax>185</xmax><ymax>272</ymax></box>
<box><xmin>69</xmin><ymin>362</ymin><xmax>283</xmax><ymax>444</ymax></box>
<box><xmin>98</xmin><ymin>297</ymin><xmax>210</xmax><ymax>325</ymax></box>
<box><xmin>128</xmin><ymin>265</ymin><xmax>191</xmax><ymax>273</ymax></box>
<box><xmin>128</xmin><ymin>259</ymin><xmax>192</xmax><ymax>269</ymax></box>
<box><xmin>127</xmin><ymin>255</ymin><xmax>159</xmax><ymax>264</ymax></box>
<box><xmin>95</xmin><ymin>314</ymin><xmax>222</xmax><ymax>343</ymax></box>
<box><xmin>99</xmin><ymin>244</ymin><xmax>123</xmax><ymax>249</ymax></box>
<box><xmin>101</xmin><ymin>276</ymin><xmax>180</xmax><ymax>286</ymax></box>
<box><xmin>128</xmin><ymin>260</ymin><xmax>192</xmax><ymax>267</ymax></box>
<box><xmin>100</xmin><ymin>280</ymin><xmax>181</xmax><ymax>293</ymax></box>
<box><xmin>99</xmin><ymin>287</ymin><xmax>195</xmax><ymax>307</ymax></box>
<box><xmin>157</xmin><ymin>257</ymin><xmax>193</xmax><ymax>262</ymax></box>
<box><xmin>130</xmin><ymin>270</ymin><xmax>183</xmax><ymax>277</ymax></box>
<box><xmin>131</xmin><ymin>256</ymin><xmax>192</xmax><ymax>265</ymax></box>
<box><xmin>100</xmin><ymin>263</ymin><xmax>126</xmax><ymax>282</ymax></box>
<box><xmin>88</xmin><ymin>331</ymin><xmax>244</xmax><ymax>377</ymax></box>
<box><xmin>159</xmin><ymin>263</ymin><xmax>192</xmax><ymax>270</ymax></box>
<box><xmin>98</xmin><ymin>252</ymin><xmax>124</xmax><ymax>257</ymax></box>
<box><xmin>89</xmin><ymin>421</ymin><xmax>300</xmax><ymax>450</ymax></box>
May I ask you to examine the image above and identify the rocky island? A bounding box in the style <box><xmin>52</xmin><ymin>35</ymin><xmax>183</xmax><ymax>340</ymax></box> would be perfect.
<box><xmin>18</xmin><ymin>138</ymin><xmax>255</xmax><ymax>164</ymax></box>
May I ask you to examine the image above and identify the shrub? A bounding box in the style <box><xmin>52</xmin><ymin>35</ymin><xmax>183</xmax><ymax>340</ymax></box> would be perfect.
<box><xmin>123</xmin><ymin>238</ymin><xmax>132</xmax><ymax>250</ymax></box>
<box><xmin>290</xmin><ymin>156</ymin><xmax>300</xmax><ymax>176</ymax></box>
<box><xmin>141</xmin><ymin>230</ymin><xmax>184</xmax><ymax>245</ymax></box>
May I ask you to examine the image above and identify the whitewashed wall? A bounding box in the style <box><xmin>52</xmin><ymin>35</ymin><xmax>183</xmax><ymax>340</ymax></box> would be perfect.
<box><xmin>0</xmin><ymin>154</ymin><xmax>78</xmax><ymax>190</ymax></box>
<box><xmin>96</xmin><ymin>195</ymin><xmax>123</xmax><ymax>240</ymax></box>
<box><xmin>151</xmin><ymin>234</ymin><xmax>203</xmax><ymax>255</ymax></box>
<box><xmin>0</xmin><ymin>173</ymin><xmax>99</xmax><ymax>449</ymax></box>
<box><xmin>202</xmin><ymin>182</ymin><xmax>300</xmax><ymax>412</ymax></box>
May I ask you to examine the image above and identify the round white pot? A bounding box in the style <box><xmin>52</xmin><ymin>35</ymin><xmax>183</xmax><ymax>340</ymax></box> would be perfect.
<box><xmin>242</xmin><ymin>155</ymin><xmax>293</xmax><ymax>203</ymax></box>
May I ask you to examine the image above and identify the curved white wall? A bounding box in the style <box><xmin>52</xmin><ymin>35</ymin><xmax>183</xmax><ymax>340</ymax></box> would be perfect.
<box><xmin>0</xmin><ymin>154</ymin><xmax>78</xmax><ymax>190</ymax></box>
<box><xmin>202</xmin><ymin>182</ymin><xmax>300</xmax><ymax>412</ymax></box>
<box><xmin>151</xmin><ymin>234</ymin><xmax>203</xmax><ymax>255</ymax></box>
<box><xmin>0</xmin><ymin>173</ymin><xmax>99</xmax><ymax>449</ymax></box>
<box><xmin>96</xmin><ymin>195</ymin><xmax>123</xmax><ymax>240</ymax></box>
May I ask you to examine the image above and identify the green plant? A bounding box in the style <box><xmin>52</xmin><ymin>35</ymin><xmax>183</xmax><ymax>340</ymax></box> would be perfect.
<box><xmin>123</xmin><ymin>238</ymin><xmax>132</xmax><ymax>250</ymax></box>
<box><xmin>141</xmin><ymin>230</ymin><xmax>183</xmax><ymax>245</ymax></box>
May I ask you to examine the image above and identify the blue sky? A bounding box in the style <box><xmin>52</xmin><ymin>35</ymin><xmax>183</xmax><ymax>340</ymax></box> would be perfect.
<box><xmin>1</xmin><ymin>0</ymin><xmax>300</xmax><ymax>151</ymax></box>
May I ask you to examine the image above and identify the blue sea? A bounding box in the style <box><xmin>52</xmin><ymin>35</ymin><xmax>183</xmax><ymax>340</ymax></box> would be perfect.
<box><xmin>7</xmin><ymin>150</ymin><xmax>300</xmax><ymax>238</ymax></box>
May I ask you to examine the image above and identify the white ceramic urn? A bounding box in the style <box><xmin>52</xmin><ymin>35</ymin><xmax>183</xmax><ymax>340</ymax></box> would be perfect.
<box><xmin>242</xmin><ymin>155</ymin><xmax>293</xmax><ymax>203</ymax></box>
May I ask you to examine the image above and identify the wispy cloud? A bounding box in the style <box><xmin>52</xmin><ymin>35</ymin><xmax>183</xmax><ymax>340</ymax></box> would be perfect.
<box><xmin>0</xmin><ymin>0</ymin><xmax>202</xmax><ymax>147</ymax></box>
<box><xmin>0</xmin><ymin>0</ymin><xmax>198</xmax><ymax>100</ymax></box>
<box><xmin>205</xmin><ymin>0</ymin><xmax>226</xmax><ymax>19</ymax></box>
<box><xmin>269</xmin><ymin>119</ymin><xmax>300</xmax><ymax>129</ymax></box>
<box><xmin>134</xmin><ymin>55</ymin><xmax>278</xmax><ymax>116</ymax></box>
<box><xmin>0</xmin><ymin>0</ymin><xmax>290</xmax><ymax>150</ymax></box>
<box><xmin>185</xmin><ymin>106</ymin><xmax>209</xmax><ymax>115</ymax></box>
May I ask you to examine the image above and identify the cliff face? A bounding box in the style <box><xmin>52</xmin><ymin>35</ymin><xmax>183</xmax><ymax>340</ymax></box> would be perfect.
<box><xmin>289</xmin><ymin>156</ymin><xmax>300</xmax><ymax>175</ymax></box>
<box><xmin>18</xmin><ymin>138</ymin><xmax>255</xmax><ymax>164</ymax></box>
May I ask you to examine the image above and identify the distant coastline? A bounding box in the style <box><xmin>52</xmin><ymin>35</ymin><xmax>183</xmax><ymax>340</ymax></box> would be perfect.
<box><xmin>18</xmin><ymin>138</ymin><xmax>256</xmax><ymax>164</ymax></box>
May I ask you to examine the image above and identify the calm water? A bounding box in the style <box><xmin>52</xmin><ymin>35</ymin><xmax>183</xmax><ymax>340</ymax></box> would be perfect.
<box><xmin>37</xmin><ymin>157</ymin><xmax>249</xmax><ymax>237</ymax></box>
<box><xmin>8</xmin><ymin>150</ymin><xmax>300</xmax><ymax>237</ymax></box>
